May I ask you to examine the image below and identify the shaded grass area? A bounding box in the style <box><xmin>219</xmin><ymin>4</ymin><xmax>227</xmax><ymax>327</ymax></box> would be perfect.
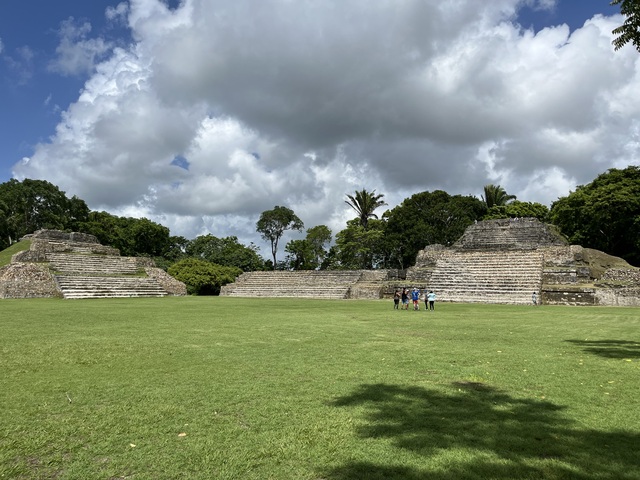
<box><xmin>1</xmin><ymin>298</ymin><xmax>639</xmax><ymax>479</ymax></box>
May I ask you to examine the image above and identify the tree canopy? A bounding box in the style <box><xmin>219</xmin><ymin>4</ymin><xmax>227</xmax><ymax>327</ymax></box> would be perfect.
<box><xmin>0</xmin><ymin>179</ymin><xmax>89</xmax><ymax>249</ymax></box>
<box><xmin>256</xmin><ymin>206</ymin><xmax>304</xmax><ymax>269</ymax></box>
<box><xmin>612</xmin><ymin>0</ymin><xmax>640</xmax><ymax>52</ymax></box>
<box><xmin>549</xmin><ymin>166</ymin><xmax>640</xmax><ymax>266</ymax></box>
<box><xmin>186</xmin><ymin>234</ymin><xmax>264</xmax><ymax>272</ymax></box>
<box><xmin>167</xmin><ymin>258</ymin><xmax>241</xmax><ymax>295</ymax></box>
<box><xmin>483</xmin><ymin>201</ymin><xmax>549</xmax><ymax>221</ymax></box>
<box><xmin>384</xmin><ymin>190</ymin><xmax>487</xmax><ymax>268</ymax></box>
<box><xmin>284</xmin><ymin>225</ymin><xmax>332</xmax><ymax>270</ymax></box>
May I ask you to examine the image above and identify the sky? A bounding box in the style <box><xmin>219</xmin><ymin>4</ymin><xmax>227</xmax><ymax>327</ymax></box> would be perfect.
<box><xmin>0</xmin><ymin>0</ymin><xmax>638</xmax><ymax>255</ymax></box>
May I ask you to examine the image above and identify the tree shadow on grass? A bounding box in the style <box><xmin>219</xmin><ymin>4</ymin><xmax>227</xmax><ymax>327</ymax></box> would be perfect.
<box><xmin>564</xmin><ymin>339</ymin><xmax>640</xmax><ymax>359</ymax></box>
<box><xmin>321</xmin><ymin>382</ymin><xmax>639</xmax><ymax>480</ymax></box>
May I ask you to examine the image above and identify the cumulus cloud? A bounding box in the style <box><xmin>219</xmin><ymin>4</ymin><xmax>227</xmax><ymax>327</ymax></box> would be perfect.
<box><xmin>13</xmin><ymin>0</ymin><xmax>640</xmax><ymax>248</ymax></box>
<box><xmin>48</xmin><ymin>17</ymin><xmax>112</xmax><ymax>76</ymax></box>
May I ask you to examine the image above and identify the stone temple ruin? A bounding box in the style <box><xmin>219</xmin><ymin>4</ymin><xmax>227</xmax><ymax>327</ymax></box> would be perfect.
<box><xmin>222</xmin><ymin>218</ymin><xmax>640</xmax><ymax>306</ymax></box>
<box><xmin>2</xmin><ymin>220</ymin><xmax>640</xmax><ymax>305</ymax></box>
<box><xmin>0</xmin><ymin>230</ymin><xmax>186</xmax><ymax>299</ymax></box>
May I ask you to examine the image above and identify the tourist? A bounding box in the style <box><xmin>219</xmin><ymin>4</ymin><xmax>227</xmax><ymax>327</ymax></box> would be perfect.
<box><xmin>393</xmin><ymin>289</ymin><xmax>400</xmax><ymax>309</ymax></box>
<box><xmin>427</xmin><ymin>290</ymin><xmax>436</xmax><ymax>310</ymax></box>
<box><xmin>424</xmin><ymin>288</ymin><xmax>429</xmax><ymax>311</ymax></box>
<box><xmin>411</xmin><ymin>287</ymin><xmax>420</xmax><ymax>310</ymax></box>
<box><xmin>532</xmin><ymin>291</ymin><xmax>537</xmax><ymax>306</ymax></box>
<box><xmin>401</xmin><ymin>288</ymin><xmax>409</xmax><ymax>310</ymax></box>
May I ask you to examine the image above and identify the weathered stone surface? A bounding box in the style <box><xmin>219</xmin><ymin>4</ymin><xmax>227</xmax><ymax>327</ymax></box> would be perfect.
<box><xmin>453</xmin><ymin>218</ymin><xmax>567</xmax><ymax>251</ymax></box>
<box><xmin>0</xmin><ymin>263</ymin><xmax>60</xmax><ymax>298</ymax></box>
<box><xmin>145</xmin><ymin>268</ymin><xmax>188</xmax><ymax>296</ymax></box>
<box><xmin>3</xmin><ymin>229</ymin><xmax>187</xmax><ymax>299</ymax></box>
<box><xmin>24</xmin><ymin>229</ymin><xmax>100</xmax><ymax>244</ymax></box>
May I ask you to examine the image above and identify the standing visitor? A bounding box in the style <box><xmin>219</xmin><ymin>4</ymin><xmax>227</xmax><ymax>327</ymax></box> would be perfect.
<box><xmin>532</xmin><ymin>291</ymin><xmax>537</xmax><ymax>306</ymax></box>
<box><xmin>424</xmin><ymin>288</ymin><xmax>429</xmax><ymax>311</ymax></box>
<box><xmin>393</xmin><ymin>290</ymin><xmax>400</xmax><ymax>309</ymax></box>
<box><xmin>401</xmin><ymin>288</ymin><xmax>409</xmax><ymax>310</ymax></box>
<box><xmin>427</xmin><ymin>290</ymin><xmax>436</xmax><ymax>311</ymax></box>
<box><xmin>411</xmin><ymin>287</ymin><xmax>420</xmax><ymax>310</ymax></box>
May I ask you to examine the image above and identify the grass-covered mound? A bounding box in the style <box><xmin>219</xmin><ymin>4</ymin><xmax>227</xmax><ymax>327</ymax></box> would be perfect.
<box><xmin>0</xmin><ymin>240</ymin><xmax>31</xmax><ymax>267</ymax></box>
<box><xmin>1</xmin><ymin>297</ymin><xmax>639</xmax><ymax>479</ymax></box>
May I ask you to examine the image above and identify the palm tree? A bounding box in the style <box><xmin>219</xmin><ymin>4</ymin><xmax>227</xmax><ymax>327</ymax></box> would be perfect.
<box><xmin>482</xmin><ymin>184</ymin><xmax>516</xmax><ymax>209</ymax></box>
<box><xmin>345</xmin><ymin>189</ymin><xmax>387</xmax><ymax>229</ymax></box>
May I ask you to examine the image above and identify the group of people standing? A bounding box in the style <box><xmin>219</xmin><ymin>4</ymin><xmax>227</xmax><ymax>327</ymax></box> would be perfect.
<box><xmin>394</xmin><ymin>287</ymin><xmax>436</xmax><ymax>311</ymax></box>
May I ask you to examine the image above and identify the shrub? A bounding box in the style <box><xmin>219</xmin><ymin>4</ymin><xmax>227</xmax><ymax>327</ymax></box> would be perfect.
<box><xmin>167</xmin><ymin>258</ymin><xmax>241</xmax><ymax>295</ymax></box>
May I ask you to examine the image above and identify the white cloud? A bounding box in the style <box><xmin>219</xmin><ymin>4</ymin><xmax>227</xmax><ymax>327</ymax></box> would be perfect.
<box><xmin>106</xmin><ymin>2</ymin><xmax>130</xmax><ymax>23</ymax></box>
<box><xmin>13</xmin><ymin>0</ymin><xmax>640</xmax><ymax>249</ymax></box>
<box><xmin>48</xmin><ymin>17</ymin><xmax>112</xmax><ymax>76</ymax></box>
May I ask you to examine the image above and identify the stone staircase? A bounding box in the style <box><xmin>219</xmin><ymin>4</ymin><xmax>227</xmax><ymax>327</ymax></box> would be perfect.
<box><xmin>47</xmin><ymin>253</ymin><xmax>141</xmax><ymax>275</ymax></box>
<box><xmin>407</xmin><ymin>250</ymin><xmax>543</xmax><ymax>305</ymax></box>
<box><xmin>54</xmin><ymin>275</ymin><xmax>168</xmax><ymax>299</ymax></box>
<box><xmin>221</xmin><ymin>270</ymin><xmax>366</xmax><ymax>299</ymax></box>
<box><xmin>46</xmin><ymin>251</ymin><xmax>170</xmax><ymax>299</ymax></box>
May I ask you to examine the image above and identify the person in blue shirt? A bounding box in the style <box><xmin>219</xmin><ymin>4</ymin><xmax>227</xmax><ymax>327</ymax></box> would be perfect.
<box><xmin>411</xmin><ymin>287</ymin><xmax>420</xmax><ymax>310</ymax></box>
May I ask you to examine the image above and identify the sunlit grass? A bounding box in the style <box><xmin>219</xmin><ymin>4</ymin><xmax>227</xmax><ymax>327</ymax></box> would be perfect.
<box><xmin>1</xmin><ymin>297</ymin><xmax>639</xmax><ymax>479</ymax></box>
<box><xmin>0</xmin><ymin>240</ymin><xmax>30</xmax><ymax>267</ymax></box>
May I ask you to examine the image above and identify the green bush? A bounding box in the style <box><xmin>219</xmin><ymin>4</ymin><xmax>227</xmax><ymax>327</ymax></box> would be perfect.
<box><xmin>167</xmin><ymin>258</ymin><xmax>241</xmax><ymax>295</ymax></box>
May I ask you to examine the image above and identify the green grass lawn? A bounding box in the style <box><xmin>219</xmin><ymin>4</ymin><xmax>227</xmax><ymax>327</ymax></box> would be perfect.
<box><xmin>1</xmin><ymin>298</ymin><xmax>639</xmax><ymax>479</ymax></box>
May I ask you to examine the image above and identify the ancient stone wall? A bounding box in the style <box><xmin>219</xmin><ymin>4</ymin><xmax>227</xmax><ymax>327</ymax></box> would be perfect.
<box><xmin>0</xmin><ymin>263</ymin><xmax>60</xmax><ymax>298</ymax></box>
<box><xmin>453</xmin><ymin>218</ymin><xmax>567</xmax><ymax>251</ymax></box>
<box><xmin>145</xmin><ymin>267</ymin><xmax>188</xmax><ymax>296</ymax></box>
<box><xmin>25</xmin><ymin>229</ymin><xmax>100</xmax><ymax>244</ymax></box>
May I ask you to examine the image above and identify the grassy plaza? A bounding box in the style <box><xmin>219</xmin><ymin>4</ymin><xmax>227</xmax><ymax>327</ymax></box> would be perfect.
<box><xmin>1</xmin><ymin>297</ymin><xmax>639</xmax><ymax>479</ymax></box>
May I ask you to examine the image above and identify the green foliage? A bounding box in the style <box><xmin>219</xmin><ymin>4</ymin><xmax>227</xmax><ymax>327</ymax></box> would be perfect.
<box><xmin>256</xmin><ymin>206</ymin><xmax>304</xmax><ymax>268</ymax></box>
<box><xmin>483</xmin><ymin>201</ymin><xmax>549</xmax><ymax>220</ymax></box>
<box><xmin>167</xmin><ymin>258</ymin><xmax>241</xmax><ymax>295</ymax></box>
<box><xmin>332</xmin><ymin>219</ymin><xmax>385</xmax><ymax>269</ymax></box>
<box><xmin>186</xmin><ymin>234</ymin><xmax>264</xmax><ymax>271</ymax></box>
<box><xmin>549</xmin><ymin>166</ymin><xmax>640</xmax><ymax>266</ymax></box>
<box><xmin>0</xmin><ymin>178</ymin><xmax>90</xmax><ymax>249</ymax></box>
<box><xmin>384</xmin><ymin>190</ymin><xmax>486</xmax><ymax>268</ymax></box>
<box><xmin>481</xmin><ymin>184</ymin><xmax>516</xmax><ymax>209</ymax></box>
<box><xmin>284</xmin><ymin>225</ymin><xmax>332</xmax><ymax>270</ymax></box>
<box><xmin>612</xmin><ymin>0</ymin><xmax>640</xmax><ymax>52</ymax></box>
<box><xmin>79</xmin><ymin>211</ymin><xmax>171</xmax><ymax>258</ymax></box>
<box><xmin>345</xmin><ymin>189</ymin><xmax>387</xmax><ymax>229</ymax></box>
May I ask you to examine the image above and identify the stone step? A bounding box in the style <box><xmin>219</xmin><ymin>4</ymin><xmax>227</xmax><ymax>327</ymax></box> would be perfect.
<box><xmin>47</xmin><ymin>253</ymin><xmax>140</xmax><ymax>274</ymax></box>
<box><xmin>55</xmin><ymin>275</ymin><xmax>167</xmax><ymax>299</ymax></box>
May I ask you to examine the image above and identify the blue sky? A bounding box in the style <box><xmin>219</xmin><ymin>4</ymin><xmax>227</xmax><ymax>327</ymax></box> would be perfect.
<box><xmin>0</xmin><ymin>1</ymin><xmax>636</xmax><ymax>245</ymax></box>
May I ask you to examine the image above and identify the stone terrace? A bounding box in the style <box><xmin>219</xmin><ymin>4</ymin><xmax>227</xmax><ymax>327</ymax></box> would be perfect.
<box><xmin>221</xmin><ymin>270</ymin><xmax>380</xmax><ymax>299</ymax></box>
<box><xmin>407</xmin><ymin>250</ymin><xmax>544</xmax><ymax>305</ymax></box>
<box><xmin>0</xmin><ymin>229</ymin><xmax>186</xmax><ymax>299</ymax></box>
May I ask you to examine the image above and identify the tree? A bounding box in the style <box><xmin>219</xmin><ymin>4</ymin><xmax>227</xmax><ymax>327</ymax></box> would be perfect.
<box><xmin>332</xmin><ymin>219</ymin><xmax>386</xmax><ymax>269</ymax></box>
<box><xmin>256</xmin><ymin>206</ymin><xmax>304</xmax><ymax>269</ymax></box>
<box><xmin>345</xmin><ymin>189</ymin><xmax>387</xmax><ymax>229</ymax></box>
<box><xmin>481</xmin><ymin>184</ymin><xmax>516</xmax><ymax>209</ymax></box>
<box><xmin>612</xmin><ymin>0</ymin><xmax>640</xmax><ymax>52</ymax></box>
<box><xmin>0</xmin><ymin>178</ymin><xmax>90</xmax><ymax>248</ymax></box>
<box><xmin>483</xmin><ymin>201</ymin><xmax>549</xmax><ymax>221</ymax></box>
<box><xmin>549</xmin><ymin>166</ymin><xmax>640</xmax><ymax>266</ymax></box>
<box><xmin>384</xmin><ymin>190</ymin><xmax>486</xmax><ymax>268</ymax></box>
<box><xmin>167</xmin><ymin>258</ymin><xmax>241</xmax><ymax>295</ymax></box>
<box><xmin>284</xmin><ymin>225</ymin><xmax>332</xmax><ymax>270</ymax></box>
<box><xmin>79</xmin><ymin>212</ymin><xmax>170</xmax><ymax>257</ymax></box>
<box><xmin>186</xmin><ymin>234</ymin><xmax>264</xmax><ymax>271</ymax></box>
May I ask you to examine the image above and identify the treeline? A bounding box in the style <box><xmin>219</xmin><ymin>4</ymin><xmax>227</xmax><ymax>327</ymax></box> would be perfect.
<box><xmin>1</xmin><ymin>165</ymin><xmax>639</xmax><ymax>288</ymax></box>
